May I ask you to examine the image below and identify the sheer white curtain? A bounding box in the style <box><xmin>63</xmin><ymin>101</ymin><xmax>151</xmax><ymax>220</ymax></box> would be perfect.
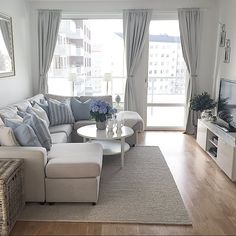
<box><xmin>178</xmin><ymin>8</ymin><xmax>201</xmax><ymax>134</ymax></box>
<box><xmin>123</xmin><ymin>9</ymin><xmax>152</xmax><ymax>114</ymax></box>
<box><xmin>38</xmin><ymin>10</ymin><xmax>61</xmax><ymax>94</ymax></box>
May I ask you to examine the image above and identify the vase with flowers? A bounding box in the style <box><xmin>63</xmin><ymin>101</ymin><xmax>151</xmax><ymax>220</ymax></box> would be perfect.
<box><xmin>90</xmin><ymin>100</ymin><xmax>117</xmax><ymax>130</ymax></box>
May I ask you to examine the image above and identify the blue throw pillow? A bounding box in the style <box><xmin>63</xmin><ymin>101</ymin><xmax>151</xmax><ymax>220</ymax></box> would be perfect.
<box><xmin>47</xmin><ymin>98</ymin><xmax>75</xmax><ymax>126</ymax></box>
<box><xmin>5</xmin><ymin>119</ymin><xmax>42</xmax><ymax>147</ymax></box>
<box><xmin>31</xmin><ymin>100</ymin><xmax>49</xmax><ymax>117</ymax></box>
<box><xmin>23</xmin><ymin>113</ymin><xmax>52</xmax><ymax>151</ymax></box>
<box><xmin>71</xmin><ymin>98</ymin><xmax>92</xmax><ymax>121</ymax></box>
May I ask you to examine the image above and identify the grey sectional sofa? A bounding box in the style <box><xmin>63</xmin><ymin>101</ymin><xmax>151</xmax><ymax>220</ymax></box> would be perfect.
<box><xmin>0</xmin><ymin>93</ymin><xmax>144</xmax><ymax>203</ymax></box>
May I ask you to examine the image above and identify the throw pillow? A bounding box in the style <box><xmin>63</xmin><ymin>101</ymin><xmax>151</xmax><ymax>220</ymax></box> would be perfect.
<box><xmin>0</xmin><ymin>126</ymin><xmax>19</xmax><ymax>146</ymax></box>
<box><xmin>71</xmin><ymin>98</ymin><xmax>92</xmax><ymax>121</ymax></box>
<box><xmin>5</xmin><ymin>119</ymin><xmax>42</xmax><ymax>147</ymax></box>
<box><xmin>23</xmin><ymin>113</ymin><xmax>52</xmax><ymax>151</ymax></box>
<box><xmin>31</xmin><ymin>101</ymin><xmax>49</xmax><ymax>117</ymax></box>
<box><xmin>47</xmin><ymin>98</ymin><xmax>75</xmax><ymax>126</ymax></box>
<box><xmin>27</xmin><ymin>105</ymin><xmax>50</xmax><ymax>127</ymax></box>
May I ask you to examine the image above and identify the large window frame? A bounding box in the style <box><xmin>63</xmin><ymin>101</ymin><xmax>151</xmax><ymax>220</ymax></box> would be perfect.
<box><xmin>145</xmin><ymin>13</ymin><xmax>188</xmax><ymax>131</ymax></box>
<box><xmin>48</xmin><ymin>12</ymin><xmax>126</xmax><ymax>107</ymax></box>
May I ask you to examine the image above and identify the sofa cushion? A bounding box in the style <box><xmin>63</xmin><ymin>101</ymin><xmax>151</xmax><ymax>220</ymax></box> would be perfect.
<box><xmin>49</xmin><ymin>124</ymin><xmax>72</xmax><ymax>137</ymax></box>
<box><xmin>80</xmin><ymin>95</ymin><xmax>113</xmax><ymax>106</ymax></box>
<box><xmin>35</xmin><ymin>101</ymin><xmax>49</xmax><ymax>117</ymax></box>
<box><xmin>71</xmin><ymin>98</ymin><xmax>91</xmax><ymax>121</ymax></box>
<box><xmin>23</xmin><ymin>113</ymin><xmax>52</xmax><ymax>151</ymax></box>
<box><xmin>30</xmin><ymin>104</ymin><xmax>50</xmax><ymax>127</ymax></box>
<box><xmin>13</xmin><ymin>100</ymin><xmax>32</xmax><ymax>111</ymax></box>
<box><xmin>51</xmin><ymin>132</ymin><xmax>68</xmax><ymax>144</ymax></box>
<box><xmin>0</xmin><ymin>126</ymin><xmax>19</xmax><ymax>146</ymax></box>
<box><xmin>27</xmin><ymin>94</ymin><xmax>45</xmax><ymax>104</ymax></box>
<box><xmin>47</xmin><ymin>98</ymin><xmax>74</xmax><ymax>126</ymax></box>
<box><xmin>45</xmin><ymin>94</ymin><xmax>75</xmax><ymax>102</ymax></box>
<box><xmin>0</xmin><ymin>106</ymin><xmax>23</xmax><ymax>122</ymax></box>
<box><xmin>5</xmin><ymin>119</ymin><xmax>42</xmax><ymax>147</ymax></box>
<box><xmin>46</xmin><ymin>143</ymin><xmax>103</xmax><ymax>178</ymax></box>
<box><xmin>73</xmin><ymin>120</ymin><xmax>96</xmax><ymax>130</ymax></box>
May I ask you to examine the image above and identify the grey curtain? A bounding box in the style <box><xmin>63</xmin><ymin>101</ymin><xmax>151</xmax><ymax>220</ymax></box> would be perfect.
<box><xmin>0</xmin><ymin>20</ymin><xmax>12</xmax><ymax>58</ymax></box>
<box><xmin>123</xmin><ymin>9</ymin><xmax>152</xmax><ymax>111</ymax></box>
<box><xmin>178</xmin><ymin>8</ymin><xmax>201</xmax><ymax>134</ymax></box>
<box><xmin>38</xmin><ymin>9</ymin><xmax>61</xmax><ymax>94</ymax></box>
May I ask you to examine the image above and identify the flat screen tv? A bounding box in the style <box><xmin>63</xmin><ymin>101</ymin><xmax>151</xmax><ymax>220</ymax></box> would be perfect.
<box><xmin>217</xmin><ymin>79</ymin><xmax>236</xmax><ymax>131</ymax></box>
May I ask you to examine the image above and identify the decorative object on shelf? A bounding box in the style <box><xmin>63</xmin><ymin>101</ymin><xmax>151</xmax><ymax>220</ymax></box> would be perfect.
<box><xmin>219</xmin><ymin>23</ymin><xmax>226</xmax><ymax>47</ymax></box>
<box><xmin>115</xmin><ymin>95</ymin><xmax>121</xmax><ymax>106</ymax></box>
<box><xmin>201</xmin><ymin>109</ymin><xmax>213</xmax><ymax>120</ymax></box>
<box><xmin>90</xmin><ymin>100</ymin><xmax>117</xmax><ymax>130</ymax></box>
<box><xmin>190</xmin><ymin>92</ymin><xmax>217</xmax><ymax>120</ymax></box>
<box><xmin>107</xmin><ymin>118</ymin><xmax>115</xmax><ymax>132</ymax></box>
<box><xmin>224</xmin><ymin>39</ymin><xmax>231</xmax><ymax>63</ymax></box>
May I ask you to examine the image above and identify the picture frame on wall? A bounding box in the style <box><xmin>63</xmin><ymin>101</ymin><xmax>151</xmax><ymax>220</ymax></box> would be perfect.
<box><xmin>220</xmin><ymin>24</ymin><xmax>226</xmax><ymax>47</ymax></box>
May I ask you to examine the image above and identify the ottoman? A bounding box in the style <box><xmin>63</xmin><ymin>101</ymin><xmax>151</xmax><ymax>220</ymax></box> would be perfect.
<box><xmin>45</xmin><ymin>143</ymin><xmax>103</xmax><ymax>203</ymax></box>
<box><xmin>117</xmin><ymin>111</ymin><xmax>144</xmax><ymax>146</ymax></box>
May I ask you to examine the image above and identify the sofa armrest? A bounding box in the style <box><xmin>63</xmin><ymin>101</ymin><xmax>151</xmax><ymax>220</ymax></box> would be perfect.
<box><xmin>0</xmin><ymin>147</ymin><xmax>47</xmax><ymax>202</ymax></box>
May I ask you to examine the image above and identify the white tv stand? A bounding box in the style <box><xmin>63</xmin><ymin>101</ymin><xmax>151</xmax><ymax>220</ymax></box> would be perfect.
<box><xmin>197</xmin><ymin>119</ymin><xmax>236</xmax><ymax>181</ymax></box>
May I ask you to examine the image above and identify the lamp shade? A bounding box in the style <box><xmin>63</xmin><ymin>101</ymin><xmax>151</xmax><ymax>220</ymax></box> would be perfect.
<box><xmin>104</xmin><ymin>73</ymin><xmax>112</xmax><ymax>81</ymax></box>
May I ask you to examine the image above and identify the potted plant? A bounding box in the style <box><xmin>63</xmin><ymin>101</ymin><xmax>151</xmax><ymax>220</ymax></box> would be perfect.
<box><xmin>190</xmin><ymin>92</ymin><xmax>217</xmax><ymax>120</ymax></box>
<box><xmin>90</xmin><ymin>100</ymin><xmax>117</xmax><ymax>130</ymax></box>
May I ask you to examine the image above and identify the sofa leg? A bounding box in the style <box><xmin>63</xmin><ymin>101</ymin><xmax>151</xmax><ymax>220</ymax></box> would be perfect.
<box><xmin>92</xmin><ymin>202</ymin><xmax>96</xmax><ymax>206</ymax></box>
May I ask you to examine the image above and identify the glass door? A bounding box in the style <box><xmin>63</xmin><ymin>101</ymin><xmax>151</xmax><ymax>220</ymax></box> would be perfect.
<box><xmin>146</xmin><ymin>20</ymin><xmax>187</xmax><ymax>130</ymax></box>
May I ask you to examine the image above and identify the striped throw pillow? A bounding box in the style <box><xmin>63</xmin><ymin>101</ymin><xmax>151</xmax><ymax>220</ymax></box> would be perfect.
<box><xmin>48</xmin><ymin>99</ymin><xmax>75</xmax><ymax>126</ymax></box>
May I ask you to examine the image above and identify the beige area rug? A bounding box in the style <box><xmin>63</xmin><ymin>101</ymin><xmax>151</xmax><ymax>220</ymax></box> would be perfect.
<box><xmin>19</xmin><ymin>146</ymin><xmax>191</xmax><ymax>225</ymax></box>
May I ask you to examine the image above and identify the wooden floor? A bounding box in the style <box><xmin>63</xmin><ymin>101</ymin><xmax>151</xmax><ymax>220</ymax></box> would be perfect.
<box><xmin>11</xmin><ymin>131</ymin><xmax>236</xmax><ymax>235</ymax></box>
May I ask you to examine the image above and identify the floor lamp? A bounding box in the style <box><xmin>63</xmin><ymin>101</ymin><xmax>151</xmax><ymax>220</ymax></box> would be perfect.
<box><xmin>104</xmin><ymin>73</ymin><xmax>112</xmax><ymax>95</ymax></box>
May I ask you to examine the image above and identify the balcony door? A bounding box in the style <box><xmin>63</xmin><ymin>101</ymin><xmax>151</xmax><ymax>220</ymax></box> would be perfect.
<box><xmin>146</xmin><ymin>20</ymin><xmax>187</xmax><ymax>130</ymax></box>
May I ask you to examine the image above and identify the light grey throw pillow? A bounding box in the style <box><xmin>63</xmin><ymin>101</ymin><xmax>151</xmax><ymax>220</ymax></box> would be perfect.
<box><xmin>71</xmin><ymin>98</ymin><xmax>91</xmax><ymax>121</ymax></box>
<box><xmin>5</xmin><ymin>119</ymin><xmax>42</xmax><ymax>147</ymax></box>
<box><xmin>48</xmin><ymin>98</ymin><xmax>75</xmax><ymax>126</ymax></box>
<box><xmin>23</xmin><ymin>113</ymin><xmax>52</xmax><ymax>151</ymax></box>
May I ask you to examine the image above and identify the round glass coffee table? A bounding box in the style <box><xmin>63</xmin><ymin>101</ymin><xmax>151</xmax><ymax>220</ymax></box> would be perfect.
<box><xmin>77</xmin><ymin>124</ymin><xmax>134</xmax><ymax>168</ymax></box>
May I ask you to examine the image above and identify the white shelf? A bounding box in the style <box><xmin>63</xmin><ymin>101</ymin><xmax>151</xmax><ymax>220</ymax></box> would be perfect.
<box><xmin>206</xmin><ymin>151</ymin><xmax>217</xmax><ymax>161</ymax></box>
<box><xmin>209</xmin><ymin>139</ymin><xmax>218</xmax><ymax>147</ymax></box>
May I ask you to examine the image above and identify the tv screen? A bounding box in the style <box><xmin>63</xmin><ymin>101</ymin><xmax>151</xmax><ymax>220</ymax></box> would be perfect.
<box><xmin>218</xmin><ymin>79</ymin><xmax>236</xmax><ymax>129</ymax></box>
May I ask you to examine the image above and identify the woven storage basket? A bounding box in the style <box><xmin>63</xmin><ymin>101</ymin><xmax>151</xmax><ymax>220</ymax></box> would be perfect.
<box><xmin>0</xmin><ymin>159</ymin><xmax>24</xmax><ymax>236</ymax></box>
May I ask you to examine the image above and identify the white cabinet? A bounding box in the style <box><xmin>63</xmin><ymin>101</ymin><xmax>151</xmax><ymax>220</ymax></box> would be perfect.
<box><xmin>217</xmin><ymin>139</ymin><xmax>234</xmax><ymax>179</ymax></box>
<box><xmin>196</xmin><ymin>121</ymin><xmax>207</xmax><ymax>150</ymax></box>
<box><xmin>196</xmin><ymin>119</ymin><xmax>236</xmax><ymax>181</ymax></box>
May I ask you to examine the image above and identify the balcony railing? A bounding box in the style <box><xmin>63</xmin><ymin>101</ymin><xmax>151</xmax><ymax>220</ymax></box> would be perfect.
<box><xmin>48</xmin><ymin>75</ymin><xmax>185</xmax><ymax>104</ymax></box>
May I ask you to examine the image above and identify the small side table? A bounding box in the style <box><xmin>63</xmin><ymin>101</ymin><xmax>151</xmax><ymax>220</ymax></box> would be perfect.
<box><xmin>0</xmin><ymin>159</ymin><xmax>24</xmax><ymax>236</ymax></box>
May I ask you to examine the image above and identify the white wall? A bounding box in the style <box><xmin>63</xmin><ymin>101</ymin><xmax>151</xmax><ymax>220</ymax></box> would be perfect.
<box><xmin>213</xmin><ymin>0</ymin><xmax>236</xmax><ymax>99</ymax></box>
<box><xmin>0</xmin><ymin>0</ymin><xmax>33</xmax><ymax>107</ymax></box>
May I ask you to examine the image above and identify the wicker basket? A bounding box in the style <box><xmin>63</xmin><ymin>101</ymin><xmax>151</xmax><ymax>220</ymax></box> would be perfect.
<box><xmin>0</xmin><ymin>159</ymin><xmax>24</xmax><ymax>236</ymax></box>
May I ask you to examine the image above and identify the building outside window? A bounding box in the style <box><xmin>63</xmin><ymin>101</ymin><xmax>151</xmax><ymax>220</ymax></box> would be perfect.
<box><xmin>147</xmin><ymin>20</ymin><xmax>187</xmax><ymax>129</ymax></box>
<box><xmin>48</xmin><ymin>19</ymin><xmax>125</xmax><ymax>103</ymax></box>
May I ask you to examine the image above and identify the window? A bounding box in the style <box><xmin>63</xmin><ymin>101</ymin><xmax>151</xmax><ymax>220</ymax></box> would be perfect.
<box><xmin>147</xmin><ymin>20</ymin><xmax>187</xmax><ymax>129</ymax></box>
<box><xmin>48</xmin><ymin>19</ymin><xmax>125</xmax><ymax>103</ymax></box>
